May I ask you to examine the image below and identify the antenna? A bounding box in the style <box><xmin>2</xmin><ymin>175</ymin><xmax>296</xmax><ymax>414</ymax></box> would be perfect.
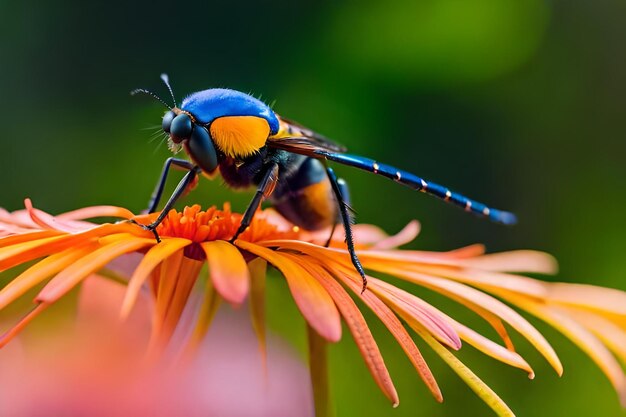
<box><xmin>160</xmin><ymin>73</ymin><xmax>177</xmax><ymax>108</ymax></box>
<box><xmin>130</xmin><ymin>88</ymin><xmax>172</xmax><ymax>110</ymax></box>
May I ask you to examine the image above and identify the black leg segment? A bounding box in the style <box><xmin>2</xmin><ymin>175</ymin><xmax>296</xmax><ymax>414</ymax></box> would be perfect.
<box><xmin>325</xmin><ymin>167</ymin><xmax>367</xmax><ymax>293</ymax></box>
<box><xmin>131</xmin><ymin>165</ymin><xmax>202</xmax><ymax>242</ymax></box>
<box><xmin>147</xmin><ymin>157</ymin><xmax>195</xmax><ymax>213</ymax></box>
<box><xmin>324</xmin><ymin>177</ymin><xmax>350</xmax><ymax>248</ymax></box>
<box><xmin>230</xmin><ymin>163</ymin><xmax>280</xmax><ymax>242</ymax></box>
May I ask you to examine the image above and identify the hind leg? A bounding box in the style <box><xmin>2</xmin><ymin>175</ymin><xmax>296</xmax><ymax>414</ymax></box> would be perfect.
<box><xmin>324</xmin><ymin>178</ymin><xmax>351</xmax><ymax>247</ymax></box>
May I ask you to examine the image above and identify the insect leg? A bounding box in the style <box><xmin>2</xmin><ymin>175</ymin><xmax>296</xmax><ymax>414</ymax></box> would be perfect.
<box><xmin>325</xmin><ymin>167</ymin><xmax>367</xmax><ymax>293</ymax></box>
<box><xmin>324</xmin><ymin>178</ymin><xmax>350</xmax><ymax>247</ymax></box>
<box><xmin>316</xmin><ymin>150</ymin><xmax>517</xmax><ymax>225</ymax></box>
<box><xmin>230</xmin><ymin>163</ymin><xmax>280</xmax><ymax>242</ymax></box>
<box><xmin>132</xmin><ymin>166</ymin><xmax>202</xmax><ymax>242</ymax></box>
<box><xmin>324</xmin><ymin>223</ymin><xmax>338</xmax><ymax>247</ymax></box>
<box><xmin>147</xmin><ymin>157</ymin><xmax>195</xmax><ymax>213</ymax></box>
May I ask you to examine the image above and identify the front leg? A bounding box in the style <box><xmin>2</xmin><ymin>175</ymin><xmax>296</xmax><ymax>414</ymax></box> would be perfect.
<box><xmin>231</xmin><ymin>163</ymin><xmax>280</xmax><ymax>242</ymax></box>
<box><xmin>147</xmin><ymin>157</ymin><xmax>196</xmax><ymax>213</ymax></box>
<box><xmin>132</xmin><ymin>166</ymin><xmax>202</xmax><ymax>242</ymax></box>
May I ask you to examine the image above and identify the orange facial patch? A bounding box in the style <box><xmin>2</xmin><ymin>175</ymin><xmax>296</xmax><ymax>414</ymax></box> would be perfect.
<box><xmin>209</xmin><ymin>116</ymin><xmax>270</xmax><ymax>158</ymax></box>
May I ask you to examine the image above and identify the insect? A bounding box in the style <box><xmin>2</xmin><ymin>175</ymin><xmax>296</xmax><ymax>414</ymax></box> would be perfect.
<box><xmin>132</xmin><ymin>74</ymin><xmax>517</xmax><ymax>292</ymax></box>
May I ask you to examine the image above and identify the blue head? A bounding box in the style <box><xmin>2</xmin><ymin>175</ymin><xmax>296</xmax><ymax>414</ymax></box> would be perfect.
<box><xmin>133</xmin><ymin>74</ymin><xmax>280</xmax><ymax>168</ymax></box>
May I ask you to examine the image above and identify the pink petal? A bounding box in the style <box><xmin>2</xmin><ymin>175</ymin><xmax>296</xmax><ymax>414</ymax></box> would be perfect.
<box><xmin>24</xmin><ymin>199</ymin><xmax>95</xmax><ymax>233</ymax></box>
<box><xmin>371</xmin><ymin>220</ymin><xmax>420</xmax><ymax>249</ymax></box>
<box><xmin>56</xmin><ymin>205</ymin><xmax>135</xmax><ymax>221</ymax></box>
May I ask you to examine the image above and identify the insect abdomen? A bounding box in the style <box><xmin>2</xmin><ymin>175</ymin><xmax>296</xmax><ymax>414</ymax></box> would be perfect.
<box><xmin>271</xmin><ymin>157</ymin><xmax>337</xmax><ymax>231</ymax></box>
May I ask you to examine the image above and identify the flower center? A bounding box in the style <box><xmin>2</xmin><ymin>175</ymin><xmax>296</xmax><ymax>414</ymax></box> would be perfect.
<box><xmin>156</xmin><ymin>203</ymin><xmax>299</xmax><ymax>244</ymax></box>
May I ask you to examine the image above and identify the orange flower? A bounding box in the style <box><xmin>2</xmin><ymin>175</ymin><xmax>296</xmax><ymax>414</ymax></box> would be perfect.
<box><xmin>1</xmin><ymin>199</ymin><xmax>625</xmax><ymax>416</ymax></box>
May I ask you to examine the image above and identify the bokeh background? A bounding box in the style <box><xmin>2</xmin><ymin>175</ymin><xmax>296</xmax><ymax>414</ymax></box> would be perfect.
<box><xmin>1</xmin><ymin>0</ymin><xmax>625</xmax><ymax>416</ymax></box>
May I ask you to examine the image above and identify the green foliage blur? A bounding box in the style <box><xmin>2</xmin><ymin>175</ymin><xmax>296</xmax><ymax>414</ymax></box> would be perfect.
<box><xmin>1</xmin><ymin>0</ymin><xmax>625</xmax><ymax>416</ymax></box>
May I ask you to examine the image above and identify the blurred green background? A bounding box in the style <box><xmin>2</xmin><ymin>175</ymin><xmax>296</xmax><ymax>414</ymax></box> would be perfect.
<box><xmin>1</xmin><ymin>0</ymin><xmax>625</xmax><ymax>415</ymax></box>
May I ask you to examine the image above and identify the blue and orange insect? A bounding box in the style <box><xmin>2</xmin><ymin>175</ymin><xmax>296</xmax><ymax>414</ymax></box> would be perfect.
<box><xmin>131</xmin><ymin>74</ymin><xmax>517</xmax><ymax>292</ymax></box>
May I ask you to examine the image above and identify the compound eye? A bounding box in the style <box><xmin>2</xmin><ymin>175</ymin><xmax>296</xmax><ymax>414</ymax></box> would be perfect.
<box><xmin>162</xmin><ymin>111</ymin><xmax>175</xmax><ymax>133</ymax></box>
<box><xmin>188</xmin><ymin>125</ymin><xmax>218</xmax><ymax>172</ymax></box>
<box><xmin>170</xmin><ymin>113</ymin><xmax>193</xmax><ymax>142</ymax></box>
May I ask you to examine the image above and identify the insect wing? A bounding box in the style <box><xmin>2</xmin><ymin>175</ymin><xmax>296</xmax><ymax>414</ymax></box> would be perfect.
<box><xmin>268</xmin><ymin>116</ymin><xmax>347</xmax><ymax>155</ymax></box>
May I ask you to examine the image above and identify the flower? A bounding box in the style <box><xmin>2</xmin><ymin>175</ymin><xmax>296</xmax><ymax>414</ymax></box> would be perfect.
<box><xmin>1</xmin><ymin>199</ymin><xmax>625</xmax><ymax>416</ymax></box>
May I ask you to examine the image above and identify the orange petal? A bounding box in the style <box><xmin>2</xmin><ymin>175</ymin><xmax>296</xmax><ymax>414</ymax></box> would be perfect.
<box><xmin>0</xmin><ymin>235</ymin><xmax>65</xmax><ymax>271</ymax></box>
<box><xmin>0</xmin><ymin>303</ymin><xmax>49</xmax><ymax>347</ymax></box>
<box><xmin>36</xmin><ymin>237</ymin><xmax>154</xmax><ymax>303</ymax></box>
<box><xmin>455</xmin><ymin>250</ymin><xmax>558</xmax><ymax>274</ymax></box>
<box><xmin>333</xmin><ymin>266</ymin><xmax>442</xmax><ymax>402</ymax></box>
<box><xmin>451</xmin><ymin>318</ymin><xmax>534</xmax><ymax>378</ymax></box>
<box><xmin>506</xmin><ymin>295</ymin><xmax>626</xmax><ymax>405</ymax></box>
<box><xmin>0</xmin><ymin>230</ymin><xmax>63</xmax><ymax>249</ymax></box>
<box><xmin>181</xmin><ymin>278</ymin><xmax>221</xmax><ymax>362</ymax></box>
<box><xmin>401</xmin><ymin>264</ymin><xmax>550</xmax><ymax>302</ymax></box>
<box><xmin>248</xmin><ymin>257</ymin><xmax>268</xmax><ymax>365</ymax></box>
<box><xmin>441</xmin><ymin>244</ymin><xmax>486</xmax><ymax>258</ymax></box>
<box><xmin>158</xmin><ymin>256</ymin><xmax>204</xmax><ymax>350</ymax></box>
<box><xmin>201</xmin><ymin>241</ymin><xmax>250</xmax><ymax>305</ymax></box>
<box><xmin>150</xmin><ymin>249</ymin><xmax>184</xmax><ymax>350</ymax></box>
<box><xmin>263</xmin><ymin>239</ymin><xmax>560</xmax><ymax>375</ymax></box>
<box><xmin>358</xmin><ymin>267</ymin><xmax>532</xmax><ymax>376</ymax></box>
<box><xmin>381</xmin><ymin>267</ymin><xmax>514</xmax><ymax>350</ymax></box>
<box><xmin>417</xmin><ymin>328</ymin><xmax>515</xmax><ymax>417</ymax></box>
<box><xmin>0</xmin><ymin>243</ymin><xmax>98</xmax><ymax>310</ymax></box>
<box><xmin>290</xmin><ymin>256</ymin><xmax>399</xmax><ymax>406</ymax></box>
<box><xmin>0</xmin><ymin>224</ymin><xmax>143</xmax><ymax>272</ymax></box>
<box><xmin>547</xmin><ymin>282</ymin><xmax>626</xmax><ymax>317</ymax></box>
<box><xmin>259</xmin><ymin>239</ymin><xmax>478</xmax><ymax>270</ymax></box>
<box><xmin>236</xmin><ymin>240</ymin><xmax>341</xmax><ymax>342</ymax></box>
<box><xmin>370</xmin><ymin>278</ymin><xmax>461</xmax><ymax>350</ymax></box>
<box><xmin>120</xmin><ymin>238</ymin><xmax>191</xmax><ymax>319</ymax></box>
<box><xmin>377</xmin><ymin>267</ymin><xmax>563</xmax><ymax>375</ymax></box>
<box><xmin>562</xmin><ymin>308</ymin><xmax>626</xmax><ymax>365</ymax></box>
